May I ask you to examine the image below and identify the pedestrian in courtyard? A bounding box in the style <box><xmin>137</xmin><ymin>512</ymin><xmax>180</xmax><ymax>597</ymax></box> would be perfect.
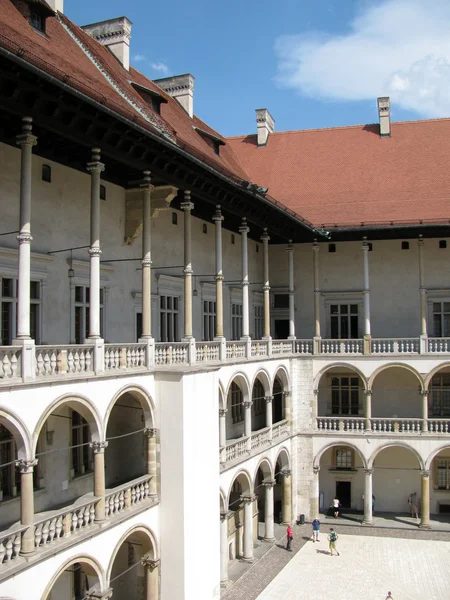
<box><xmin>411</xmin><ymin>501</ymin><xmax>419</xmax><ymax>519</ymax></box>
<box><xmin>312</xmin><ymin>516</ymin><xmax>320</xmax><ymax>542</ymax></box>
<box><xmin>385</xmin><ymin>593</ymin><xmax>394</xmax><ymax>599</ymax></box>
<box><xmin>332</xmin><ymin>497</ymin><xmax>340</xmax><ymax>518</ymax></box>
<box><xmin>286</xmin><ymin>524</ymin><xmax>293</xmax><ymax>551</ymax></box>
<box><xmin>328</xmin><ymin>528</ymin><xmax>339</xmax><ymax>556</ymax></box>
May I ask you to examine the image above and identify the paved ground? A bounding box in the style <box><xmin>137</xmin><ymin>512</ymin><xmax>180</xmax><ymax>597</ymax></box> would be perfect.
<box><xmin>223</xmin><ymin>517</ymin><xmax>450</xmax><ymax>600</ymax></box>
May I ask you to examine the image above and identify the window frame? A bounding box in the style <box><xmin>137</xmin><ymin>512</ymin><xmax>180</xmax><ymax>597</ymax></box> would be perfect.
<box><xmin>332</xmin><ymin>447</ymin><xmax>354</xmax><ymax>471</ymax></box>
<box><xmin>329</xmin><ymin>375</ymin><xmax>362</xmax><ymax>416</ymax></box>
<box><xmin>0</xmin><ymin>276</ymin><xmax>42</xmax><ymax>344</ymax></box>
<box><xmin>74</xmin><ymin>285</ymin><xmax>105</xmax><ymax>344</ymax></box>
<box><xmin>230</xmin><ymin>382</ymin><xmax>244</xmax><ymax>424</ymax></box>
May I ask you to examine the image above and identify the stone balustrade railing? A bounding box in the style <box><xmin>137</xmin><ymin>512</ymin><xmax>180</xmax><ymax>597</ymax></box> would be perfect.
<box><xmin>428</xmin><ymin>419</ymin><xmax>450</xmax><ymax>433</ymax></box>
<box><xmin>251</xmin><ymin>427</ymin><xmax>271</xmax><ymax>450</ymax></box>
<box><xmin>196</xmin><ymin>342</ymin><xmax>220</xmax><ymax>363</ymax></box>
<box><xmin>105</xmin><ymin>475</ymin><xmax>153</xmax><ymax>517</ymax></box>
<box><xmin>316</xmin><ymin>417</ymin><xmax>365</xmax><ymax>432</ymax></box>
<box><xmin>34</xmin><ymin>497</ymin><xmax>97</xmax><ymax>548</ymax></box>
<box><xmin>0</xmin><ymin>526</ymin><xmax>26</xmax><ymax>566</ymax></box>
<box><xmin>320</xmin><ymin>339</ymin><xmax>363</xmax><ymax>354</ymax></box>
<box><xmin>272</xmin><ymin>419</ymin><xmax>290</xmax><ymax>439</ymax></box>
<box><xmin>226</xmin><ymin>341</ymin><xmax>247</xmax><ymax>360</ymax></box>
<box><xmin>104</xmin><ymin>344</ymin><xmax>147</xmax><ymax>370</ymax></box>
<box><xmin>251</xmin><ymin>341</ymin><xmax>269</xmax><ymax>358</ymax></box>
<box><xmin>225</xmin><ymin>438</ymin><xmax>249</xmax><ymax>462</ymax></box>
<box><xmin>35</xmin><ymin>345</ymin><xmax>94</xmax><ymax>377</ymax></box>
<box><xmin>370</xmin><ymin>418</ymin><xmax>423</xmax><ymax>433</ymax></box>
<box><xmin>155</xmin><ymin>342</ymin><xmax>189</xmax><ymax>366</ymax></box>
<box><xmin>316</xmin><ymin>416</ymin><xmax>437</xmax><ymax>434</ymax></box>
<box><xmin>0</xmin><ymin>347</ymin><xmax>21</xmax><ymax>380</ymax></box>
<box><xmin>371</xmin><ymin>338</ymin><xmax>420</xmax><ymax>354</ymax></box>
<box><xmin>427</xmin><ymin>338</ymin><xmax>450</xmax><ymax>353</ymax></box>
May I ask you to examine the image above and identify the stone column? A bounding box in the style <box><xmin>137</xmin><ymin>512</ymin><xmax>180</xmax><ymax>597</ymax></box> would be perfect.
<box><xmin>362</xmin><ymin>237</ymin><xmax>371</xmax><ymax>354</ymax></box>
<box><xmin>263</xmin><ymin>480</ymin><xmax>276</xmax><ymax>541</ymax></box>
<box><xmin>364</xmin><ymin>389</ymin><xmax>372</xmax><ymax>431</ymax></box>
<box><xmin>312</xmin><ymin>240</ymin><xmax>321</xmax><ymax>350</ymax></box>
<box><xmin>140</xmin><ymin>171</ymin><xmax>153</xmax><ymax>339</ymax></box>
<box><xmin>287</xmin><ymin>241</ymin><xmax>295</xmax><ymax>339</ymax></box>
<box><xmin>244</xmin><ymin>400</ymin><xmax>252</xmax><ymax>451</ymax></box>
<box><xmin>86</xmin><ymin>148</ymin><xmax>105</xmax><ymax>339</ymax></box>
<box><xmin>240</xmin><ymin>218</ymin><xmax>250</xmax><ymax>339</ymax></box>
<box><xmin>311</xmin><ymin>466</ymin><xmax>320</xmax><ymax>518</ymax></box>
<box><xmin>220</xmin><ymin>512</ymin><xmax>229</xmax><ymax>584</ymax></box>
<box><xmin>421</xmin><ymin>390</ymin><xmax>429</xmax><ymax>433</ymax></box>
<box><xmin>241</xmin><ymin>495</ymin><xmax>255</xmax><ymax>561</ymax></box>
<box><xmin>265</xmin><ymin>395</ymin><xmax>273</xmax><ymax>437</ymax></box>
<box><xmin>141</xmin><ymin>557</ymin><xmax>160</xmax><ymax>600</ymax></box>
<box><xmin>420</xmin><ymin>470</ymin><xmax>431</xmax><ymax>529</ymax></box>
<box><xmin>90</xmin><ymin>441</ymin><xmax>108</xmax><ymax>521</ymax></box>
<box><xmin>281</xmin><ymin>469</ymin><xmax>292</xmax><ymax>525</ymax></box>
<box><xmin>219</xmin><ymin>409</ymin><xmax>227</xmax><ymax>447</ymax></box>
<box><xmin>16</xmin><ymin>459</ymin><xmax>38</xmax><ymax>554</ymax></box>
<box><xmin>213</xmin><ymin>206</ymin><xmax>224</xmax><ymax>338</ymax></box>
<box><xmin>144</xmin><ymin>428</ymin><xmax>157</xmax><ymax>496</ymax></box>
<box><xmin>15</xmin><ymin>117</ymin><xmax>37</xmax><ymax>342</ymax></box>
<box><xmin>181</xmin><ymin>191</ymin><xmax>194</xmax><ymax>339</ymax></box>
<box><xmin>363</xmin><ymin>469</ymin><xmax>374</xmax><ymax>525</ymax></box>
<box><xmin>261</xmin><ymin>228</ymin><xmax>271</xmax><ymax>339</ymax></box>
<box><xmin>418</xmin><ymin>235</ymin><xmax>427</xmax><ymax>341</ymax></box>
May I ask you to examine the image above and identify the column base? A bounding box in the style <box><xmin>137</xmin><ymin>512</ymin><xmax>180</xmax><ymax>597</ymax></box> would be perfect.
<box><xmin>263</xmin><ymin>536</ymin><xmax>276</xmax><ymax>543</ymax></box>
<box><xmin>362</xmin><ymin>519</ymin><xmax>374</xmax><ymax>526</ymax></box>
<box><xmin>220</xmin><ymin>579</ymin><xmax>231</xmax><ymax>589</ymax></box>
<box><xmin>419</xmin><ymin>522</ymin><xmax>431</xmax><ymax>529</ymax></box>
<box><xmin>287</xmin><ymin>335</ymin><xmax>296</xmax><ymax>340</ymax></box>
<box><xmin>12</xmin><ymin>338</ymin><xmax>35</xmax><ymax>381</ymax></box>
<box><xmin>240</xmin><ymin>556</ymin><xmax>254</xmax><ymax>563</ymax></box>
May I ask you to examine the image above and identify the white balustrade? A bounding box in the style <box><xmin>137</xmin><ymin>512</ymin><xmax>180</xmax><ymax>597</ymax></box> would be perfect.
<box><xmin>272</xmin><ymin>341</ymin><xmax>294</xmax><ymax>355</ymax></box>
<box><xmin>251</xmin><ymin>341</ymin><xmax>268</xmax><ymax>357</ymax></box>
<box><xmin>0</xmin><ymin>527</ymin><xmax>25</xmax><ymax>565</ymax></box>
<box><xmin>35</xmin><ymin>345</ymin><xmax>94</xmax><ymax>377</ymax></box>
<box><xmin>196</xmin><ymin>342</ymin><xmax>220</xmax><ymax>362</ymax></box>
<box><xmin>272</xmin><ymin>419</ymin><xmax>290</xmax><ymax>439</ymax></box>
<box><xmin>295</xmin><ymin>340</ymin><xmax>313</xmax><ymax>354</ymax></box>
<box><xmin>316</xmin><ymin>417</ymin><xmax>365</xmax><ymax>432</ymax></box>
<box><xmin>320</xmin><ymin>339</ymin><xmax>363</xmax><ymax>354</ymax></box>
<box><xmin>427</xmin><ymin>338</ymin><xmax>450</xmax><ymax>353</ymax></box>
<box><xmin>105</xmin><ymin>475</ymin><xmax>152</xmax><ymax>517</ymax></box>
<box><xmin>371</xmin><ymin>338</ymin><xmax>419</xmax><ymax>354</ymax></box>
<box><xmin>370</xmin><ymin>418</ymin><xmax>422</xmax><ymax>433</ymax></box>
<box><xmin>34</xmin><ymin>498</ymin><xmax>97</xmax><ymax>548</ymax></box>
<box><xmin>155</xmin><ymin>343</ymin><xmax>189</xmax><ymax>365</ymax></box>
<box><xmin>104</xmin><ymin>344</ymin><xmax>146</xmax><ymax>370</ymax></box>
<box><xmin>251</xmin><ymin>427</ymin><xmax>271</xmax><ymax>450</ymax></box>
<box><xmin>0</xmin><ymin>347</ymin><xmax>21</xmax><ymax>381</ymax></box>
<box><xmin>225</xmin><ymin>438</ymin><xmax>249</xmax><ymax>462</ymax></box>
<box><xmin>427</xmin><ymin>419</ymin><xmax>450</xmax><ymax>433</ymax></box>
<box><xmin>226</xmin><ymin>342</ymin><xmax>247</xmax><ymax>360</ymax></box>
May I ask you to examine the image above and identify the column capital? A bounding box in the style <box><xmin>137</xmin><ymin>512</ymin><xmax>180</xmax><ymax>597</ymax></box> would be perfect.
<box><xmin>85</xmin><ymin>590</ymin><xmax>113</xmax><ymax>600</ymax></box>
<box><xmin>17</xmin><ymin>232</ymin><xmax>33</xmax><ymax>245</ymax></box>
<box><xmin>261</xmin><ymin>228</ymin><xmax>270</xmax><ymax>243</ymax></box>
<box><xmin>140</xmin><ymin>170</ymin><xmax>153</xmax><ymax>191</ymax></box>
<box><xmin>220</xmin><ymin>510</ymin><xmax>232</xmax><ymax>521</ymax></box>
<box><xmin>219</xmin><ymin>408</ymin><xmax>228</xmax><ymax>417</ymax></box>
<box><xmin>421</xmin><ymin>470</ymin><xmax>430</xmax><ymax>478</ymax></box>
<box><xmin>364</xmin><ymin>389</ymin><xmax>373</xmax><ymax>396</ymax></box>
<box><xmin>181</xmin><ymin>200</ymin><xmax>194</xmax><ymax>211</ymax></box>
<box><xmin>16</xmin><ymin>116</ymin><xmax>37</xmax><ymax>148</ymax></box>
<box><xmin>262</xmin><ymin>479</ymin><xmax>276</xmax><ymax>488</ymax></box>
<box><xmin>15</xmin><ymin>459</ymin><xmax>38</xmax><ymax>474</ymax></box>
<box><xmin>263</xmin><ymin>284</ymin><xmax>270</xmax><ymax>291</ymax></box>
<box><xmin>286</xmin><ymin>240</ymin><xmax>294</xmax><ymax>253</ymax></box>
<box><xmin>420</xmin><ymin>389</ymin><xmax>429</xmax><ymax>397</ymax></box>
<box><xmin>213</xmin><ymin>205</ymin><xmax>224</xmax><ymax>222</ymax></box>
<box><xmin>241</xmin><ymin>494</ymin><xmax>257</xmax><ymax>504</ymax></box>
<box><xmin>313</xmin><ymin>466</ymin><xmax>320</xmax><ymax>474</ymax></box>
<box><xmin>239</xmin><ymin>217</ymin><xmax>250</xmax><ymax>235</ymax></box>
<box><xmin>364</xmin><ymin>468</ymin><xmax>374</xmax><ymax>475</ymax></box>
<box><xmin>141</xmin><ymin>556</ymin><xmax>160</xmax><ymax>571</ymax></box>
<box><xmin>215</xmin><ymin>274</ymin><xmax>224</xmax><ymax>281</ymax></box>
<box><xmin>88</xmin><ymin>247</ymin><xmax>102</xmax><ymax>257</ymax></box>
<box><xmin>281</xmin><ymin>469</ymin><xmax>291</xmax><ymax>478</ymax></box>
<box><xmin>313</xmin><ymin>388</ymin><xmax>319</xmax><ymax>396</ymax></box>
<box><xmin>141</xmin><ymin>258</ymin><xmax>152</xmax><ymax>268</ymax></box>
<box><xmin>144</xmin><ymin>428</ymin><xmax>157</xmax><ymax>438</ymax></box>
<box><xmin>89</xmin><ymin>441</ymin><xmax>108</xmax><ymax>453</ymax></box>
<box><xmin>362</xmin><ymin>236</ymin><xmax>370</xmax><ymax>251</ymax></box>
<box><xmin>265</xmin><ymin>395</ymin><xmax>274</xmax><ymax>404</ymax></box>
<box><xmin>86</xmin><ymin>147</ymin><xmax>105</xmax><ymax>173</ymax></box>
<box><xmin>418</xmin><ymin>234</ymin><xmax>424</xmax><ymax>247</ymax></box>
<box><xmin>284</xmin><ymin>390</ymin><xmax>292</xmax><ymax>398</ymax></box>
<box><xmin>243</xmin><ymin>400</ymin><xmax>253</xmax><ymax>409</ymax></box>
<box><xmin>312</xmin><ymin>239</ymin><xmax>320</xmax><ymax>252</ymax></box>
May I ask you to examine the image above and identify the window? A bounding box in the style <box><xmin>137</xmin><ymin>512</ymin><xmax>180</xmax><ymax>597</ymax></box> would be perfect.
<box><xmin>273</xmin><ymin>294</ymin><xmax>289</xmax><ymax>309</ymax></box>
<box><xmin>254</xmin><ymin>305</ymin><xmax>264</xmax><ymax>340</ymax></box>
<box><xmin>430</xmin><ymin>375</ymin><xmax>450</xmax><ymax>416</ymax></box>
<box><xmin>30</xmin><ymin>12</ymin><xmax>44</xmax><ymax>32</ymax></box>
<box><xmin>231</xmin><ymin>234</ymin><xmax>235</xmax><ymax>245</ymax></box>
<box><xmin>230</xmin><ymin>382</ymin><xmax>244</xmax><ymax>424</ymax></box>
<box><xmin>439</xmin><ymin>240</ymin><xmax>447</xmax><ymax>249</ymax></box>
<box><xmin>331</xmin><ymin>377</ymin><xmax>360</xmax><ymax>415</ymax></box>
<box><xmin>367</xmin><ymin>242</ymin><xmax>373</xmax><ymax>251</ymax></box>
<box><xmin>335</xmin><ymin>448</ymin><xmax>353</xmax><ymax>470</ymax></box>
<box><xmin>71</xmin><ymin>411</ymin><xmax>91</xmax><ymax>477</ymax></box>
<box><xmin>172</xmin><ymin>212</ymin><xmax>178</xmax><ymax>225</ymax></box>
<box><xmin>328</xmin><ymin>243</ymin><xmax>336</xmax><ymax>253</ymax></box>
<box><xmin>74</xmin><ymin>286</ymin><xmax>104</xmax><ymax>344</ymax></box>
<box><xmin>433</xmin><ymin>302</ymin><xmax>450</xmax><ymax>337</ymax></box>
<box><xmin>252</xmin><ymin>380</ymin><xmax>265</xmax><ymax>417</ymax></box>
<box><xmin>402</xmin><ymin>241</ymin><xmax>409</xmax><ymax>250</ymax></box>
<box><xmin>231</xmin><ymin>303</ymin><xmax>242</xmax><ymax>340</ymax></box>
<box><xmin>436</xmin><ymin>458</ymin><xmax>450</xmax><ymax>489</ymax></box>
<box><xmin>100</xmin><ymin>184</ymin><xmax>106</xmax><ymax>201</ymax></box>
<box><xmin>330</xmin><ymin>304</ymin><xmax>358</xmax><ymax>339</ymax></box>
<box><xmin>203</xmin><ymin>300</ymin><xmax>216</xmax><ymax>341</ymax></box>
<box><xmin>256</xmin><ymin>245</ymin><xmax>259</xmax><ymax>253</ymax></box>
<box><xmin>41</xmin><ymin>164</ymin><xmax>51</xmax><ymax>183</ymax></box>
<box><xmin>203</xmin><ymin>224</ymin><xmax>208</xmax><ymax>234</ymax></box>
<box><xmin>0</xmin><ymin>425</ymin><xmax>19</xmax><ymax>500</ymax></box>
<box><xmin>160</xmin><ymin>295</ymin><xmax>179</xmax><ymax>342</ymax></box>
<box><xmin>1</xmin><ymin>277</ymin><xmax>41</xmax><ymax>344</ymax></box>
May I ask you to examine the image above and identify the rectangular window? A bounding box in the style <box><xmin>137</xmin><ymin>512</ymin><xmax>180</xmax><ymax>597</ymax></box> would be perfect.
<box><xmin>0</xmin><ymin>277</ymin><xmax>41</xmax><ymax>344</ymax></box>
<box><xmin>437</xmin><ymin>459</ymin><xmax>450</xmax><ymax>489</ymax></box>
<box><xmin>0</xmin><ymin>425</ymin><xmax>19</xmax><ymax>499</ymax></box>
<box><xmin>160</xmin><ymin>295</ymin><xmax>179</xmax><ymax>342</ymax></box>
<box><xmin>273</xmin><ymin>294</ymin><xmax>289</xmax><ymax>309</ymax></box>
<box><xmin>433</xmin><ymin>302</ymin><xmax>450</xmax><ymax>337</ymax></box>
<box><xmin>254</xmin><ymin>305</ymin><xmax>264</xmax><ymax>340</ymax></box>
<box><xmin>231</xmin><ymin>382</ymin><xmax>244</xmax><ymax>424</ymax></box>
<box><xmin>231</xmin><ymin>303</ymin><xmax>242</xmax><ymax>340</ymax></box>
<box><xmin>331</xmin><ymin>377</ymin><xmax>360</xmax><ymax>416</ymax></box>
<box><xmin>203</xmin><ymin>300</ymin><xmax>216</xmax><ymax>341</ymax></box>
<box><xmin>74</xmin><ymin>286</ymin><xmax>104</xmax><ymax>344</ymax></box>
<box><xmin>430</xmin><ymin>375</ymin><xmax>450</xmax><ymax>416</ymax></box>
<box><xmin>335</xmin><ymin>448</ymin><xmax>353</xmax><ymax>470</ymax></box>
<box><xmin>71</xmin><ymin>411</ymin><xmax>91</xmax><ymax>477</ymax></box>
<box><xmin>330</xmin><ymin>304</ymin><xmax>359</xmax><ymax>339</ymax></box>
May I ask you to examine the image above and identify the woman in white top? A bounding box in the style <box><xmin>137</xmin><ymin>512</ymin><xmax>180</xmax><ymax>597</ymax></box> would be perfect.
<box><xmin>333</xmin><ymin>498</ymin><xmax>340</xmax><ymax>518</ymax></box>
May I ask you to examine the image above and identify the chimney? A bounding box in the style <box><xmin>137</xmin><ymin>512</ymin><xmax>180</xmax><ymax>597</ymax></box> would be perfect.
<box><xmin>377</xmin><ymin>97</ymin><xmax>391</xmax><ymax>137</ymax></box>
<box><xmin>46</xmin><ymin>0</ymin><xmax>63</xmax><ymax>12</ymax></box>
<box><xmin>82</xmin><ymin>17</ymin><xmax>132</xmax><ymax>71</ymax></box>
<box><xmin>255</xmin><ymin>108</ymin><xmax>275</xmax><ymax>146</ymax></box>
<box><xmin>154</xmin><ymin>74</ymin><xmax>195</xmax><ymax>118</ymax></box>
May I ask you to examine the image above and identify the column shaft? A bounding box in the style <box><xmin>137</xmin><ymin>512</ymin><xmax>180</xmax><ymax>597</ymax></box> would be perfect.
<box><xmin>421</xmin><ymin>391</ymin><xmax>429</xmax><ymax>433</ymax></box>
<box><xmin>311</xmin><ymin>467</ymin><xmax>320</xmax><ymax>518</ymax></box>
<box><xmin>141</xmin><ymin>172</ymin><xmax>153</xmax><ymax>338</ymax></box>
<box><xmin>242</xmin><ymin>497</ymin><xmax>254</xmax><ymax>560</ymax></box>
<box><xmin>142</xmin><ymin>559</ymin><xmax>159</xmax><ymax>600</ymax></box>
<box><xmin>261</xmin><ymin>228</ymin><xmax>271</xmax><ymax>338</ymax></box>
<box><xmin>363</xmin><ymin>469</ymin><xmax>373</xmax><ymax>524</ymax></box>
<box><xmin>16</xmin><ymin>459</ymin><xmax>37</xmax><ymax>555</ymax></box>
<box><xmin>418</xmin><ymin>236</ymin><xmax>427</xmax><ymax>337</ymax></box>
<box><xmin>145</xmin><ymin>429</ymin><xmax>157</xmax><ymax>496</ymax></box>
<box><xmin>281</xmin><ymin>471</ymin><xmax>292</xmax><ymax>524</ymax></box>
<box><xmin>220</xmin><ymin>514</ymin><xmax>229</xmax><ymax>583</ymax></box>
<box><xmin>181</xmin><ymin>192</ymin><xmax>194</xmax><ymax>339</ymax></box>
<box><xmin>362</xmin><ymin>238</ymin><xmax>371</xmax><ymax>337</ymax></box>
<box><xmin>16</xmin><ymin>117</ymin><xmax>37</xmax><ymax>340</ymax></box>
<box><xmin>312</xmin><ymin>241</ymin><xmax>320</xmax><ymax>338</ymax></box>
<box><xmin>219</xmin><ymin>410</ymin><xmax>227</xmax><ymax>447</ymax></box>
<box><xmin>263</xmin><ymin>482</ymin><xmax>275</xmax><ymax>541</ymax></box>
<box><xmin>265</xmin><ymin>396</ymin><xmax>273</xmax><ymax>430</ymax></box>
<box><xmin>240</xmin><ymin>219</ymin><xmax>250</xmax><ymax>338</ymax></box>
<box><xmin>365</xmin><ymin>391</ymin><xmax>372</xmax><ymax>431</ymax></box>
<box><xmin>91</xmin><ymin>442</ymin><xmax>107</xmax><ymax>521</ymax></box>
<box><xmin>213</xmin><ymin>206</ymin><xmax>224</xmax><ymax>338</ymax></box>
<box><xmin>420</xmin><ymin>471</ymin><xmax>431</xmax><ymax>528</ymax></box>
<box><xmin>287</xmin><ymin>242</ymin><xmax>295</xmax><ymax>338</ymax></box>
<box><xmin>244</xmin><ymin>401</ymin><xmax>252</xmax><ymax>438</ymax></box>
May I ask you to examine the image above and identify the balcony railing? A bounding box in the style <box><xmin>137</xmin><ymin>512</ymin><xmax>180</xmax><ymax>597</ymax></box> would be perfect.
<box><xmin>105</xmin><ymin>475</ymin><xmax>153</xmax><ymax>516</ymax></box>
<box><xmin>222</xmin><ymin>420</ymin><xmax>291</xmax><ymax>467</ymax></box>
<box><xmin>251</xmin><ymin>426</ymin><xmax>271</xmax><ymax>450</ymax></box>
<box><xmin>316</xmin><ymin>416</ymin><xmax>450</xmax><ymax>434</ymax></box>
<box><xmin>0</xmin><ymin>525</ymin><xmax>27</xmax><ymax>566</ymax></box>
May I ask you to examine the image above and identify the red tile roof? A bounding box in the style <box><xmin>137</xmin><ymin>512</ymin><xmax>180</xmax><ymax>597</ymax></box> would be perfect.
<box><xmin>227</xmin><ymin>121</ymin><xmax>450</xmax><ymax>228</ymax></box>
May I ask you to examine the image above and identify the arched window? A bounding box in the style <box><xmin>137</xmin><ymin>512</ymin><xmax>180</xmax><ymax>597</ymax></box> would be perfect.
<box><xmin>252</xmin><ymin>380</ymin><xmax>265</xmax><ymax>417</ymax></box>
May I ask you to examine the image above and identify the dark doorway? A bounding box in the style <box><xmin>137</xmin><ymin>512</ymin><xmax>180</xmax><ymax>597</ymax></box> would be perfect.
<box><xmin>274</xmin><ymin>320</ymin><xmax>289</xmax><ymax>339</ymax></box>
<box><xmin>336</xmin><ymin>481</ymin><xmax>351</xmax><ymax>509</ymax></box>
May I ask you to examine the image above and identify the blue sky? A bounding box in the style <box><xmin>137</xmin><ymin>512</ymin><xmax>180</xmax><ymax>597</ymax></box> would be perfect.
<box><xmin>66</xmin><ymin>0</ymin><xmax>450</xmax><ymax>136</ymax></box>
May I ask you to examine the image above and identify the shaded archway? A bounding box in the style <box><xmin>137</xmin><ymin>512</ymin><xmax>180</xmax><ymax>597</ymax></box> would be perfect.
<box><xmin>425</xmin><ymin>447</ymin><xmax>450</xmax><ymax>517</ymax></box>
<box><xmin>370</xmin><ymin>365</ymin><xmax>423</xmax><ymax>422</ymax></box>
<box><xmin>227</xmin><ymin>470</ymin><xmax>253</xmax><ymax>561</ymax></box>
<box><xmin>275</xmin><ymin>448</ymin><xmax>292</xmax><ymax>524</ymax></box>
<box><xmin>42</xmin><ymin>556</ymin><xmax>103</xmax><ymax>600</ymax></box>
<box><xmin>316</xmin><ymin>366</ymin><xmax>365</xmax><ymax>422</ymax></box>
<box><xmin>225</xmin><ymin>374</ymin><xmax>250</xmax><ymax>442</ymax></box>
<box><xmin>272</xmin><ymin>377</ymin><xmax>285</xmax><ymax>424</ymax></box>
<box><xmin>251</xmin><ymin>371</ymin><xmax>270</xmax><ymax>432</ymax></box>
<box><xmin>254</xmin><ymin>458</ymin><xmax>274</xmax><ymax>538</ymax></box>
<box><xmin>425</xmin><ymin>365</ymin><xmax>450</xmax><ymax>420</ymax></box>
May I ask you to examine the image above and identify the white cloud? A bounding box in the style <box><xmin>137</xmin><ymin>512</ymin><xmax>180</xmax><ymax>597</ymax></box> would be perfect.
<box><xmin>133</xmin><ymin>54</ymin><xmax>146</xmax><ymax>62</ymax></box>
<box><xmin>151</xmin><ymin>62</ymin><xmax>169</xmax><ymax>75</ymax></box>
<box><xmin>275</xmin><ymin>0</ymin><xmax>450</xmax><ymax>117</ymax></box>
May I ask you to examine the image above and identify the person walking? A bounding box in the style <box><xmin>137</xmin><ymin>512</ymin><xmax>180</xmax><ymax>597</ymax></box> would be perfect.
<box><xmin>312</xmin><ymin>517</ymin><xmax>320</xmax><ymax>542</ymax></box>
<box><xmin>385</xmin><ymin>593</ymin><xmax>394</xmax><ymax>599</ymax></box>
<box><xmin>328</xmin><ymin>528</ymin><xmax>339</xmax><ymax>556</ymax></box>
<box><xmin>286</xmin><ymin>524</ymin><xmax>293</xmax><ymax>551</ymax></box>
<box><xmin>332</xmin><ymin>497</ymin><xmax>340</xmax><ymax>518</ymax></box>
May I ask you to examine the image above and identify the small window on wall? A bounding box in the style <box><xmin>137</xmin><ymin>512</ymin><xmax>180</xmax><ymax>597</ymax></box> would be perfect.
<box><xmin>328</xmin><ymin>243</ymin><xmax>336</xmax><ymax>253</ymax></box>
<box><xmin>100</xmin><ymin>184</ymin><xmax>106</xmax><ymax>201</ymax></box>
<box><xmin>334</xmin><ymin>447</ymin><xmax>354</xmax><ymax>470</ymax></box>
<box><xmin>203</xmin><ymin>224</ymin><xmax>208</xmax><ymax>234</ymax></box>
<box><xmin>401</xmin><ymin>241</ymin><xmax>409</xmax><ymax>250</ymax></box>
<box><xmin>30</xmin><ymin>12</ymin><xmax>44</xmax><ymax>32</ymax></box>
<box><xmin>41</xmin><ymin>164</ymin><xmax>51</xmax><ymax>183</ymax></box>
<box><xmin>439</xmin><ymin>240</ymin><xmax>447</xmax><ymax>249</ymax></box>
<box><xmin>330</xmin><ymin>304</ymin><xmax>358</xmax><ymax>339</ymax></box>
<box><xmin>331</xmin><ymin>377</ymin><xmax>360</xmax><ymax>416</ymax></box>
<box><xmin>273</xmin><ymin>294</ymin><xmax>289</xmax><ymax>309</ymax></box>
<box><xmin>172</xmin><ymin>212</ymin><xmax>178</xmax><ymax>225</ymax></box>
<box><xmin>231</xmin><ymin>234</ymin><xmax>235</xmax><ymax>245</ymax></box>
<box><xmin>432</xmin><ymin>302</ymin><xmax>450</xmax><ymax>337</ymax></box>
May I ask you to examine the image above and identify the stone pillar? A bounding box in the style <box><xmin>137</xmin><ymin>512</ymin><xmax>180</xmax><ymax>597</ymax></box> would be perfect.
<box><xmin>140</xmin><ymin>171</ymin><xmax>153</xmax><ymax>339</ymax></box>
<box><xmin>263</xmin><ymin>480</ymin><xmax>276</xmax><ymax>541</ymax></box>
<box><xmin>311</xmin><ymin>466</ymin><xmax>320</xmax><ymax>518</ymax></box>
<box><xmin>219</xmin><ymin>409</ymin><xmax>227</xmax><ymax>447</ymax></box>
<box><xmin>287</xmin><ymin>241</ymin><xmax>295</xmax><ymax>339</ymax></box>
<box><xmin>312</xmin><ymin>240</ymin><xmax>321</xmax><ymax>349</ymax></box>
<box><xmin>418</xmin><ymin>235</ymin><xmax>427</xmax><ymax>340</ymax></box>
<box><xmin>144</xmin><ymin>428</ymin><xmax>157</xmax><ymax>496</ymax></box>
<box><xmin>15</xmin><ymin>117</ymin><xmax>37</xmax><ymax>341</ymax></box>
<box><xmin>90</xmin><ymin>441</ymin><xmax>108</xmax><ymax>521</ymax></box>
<box><xmin>240</xmin><ymin>218</ymin><xmax>250</xmax><ymax>339</ymax></box>
<box><xmin>364</xmin><ymin>389</ymin><xmax>372</xmax><ymax>431</ymax></box>
<box><xmin>421</xmin><ymin>390</ymin><xmax>429</xmax><ymax>433</ymax></box>
<box><xmin>181</xmin><ymin>191</ymin><xmax>194</xmax><ymax>339</ymax></box>
<box><xmin>86</xmin><ymin>148</ymin><xmax>105</xmax><ymax>339</ymax></box>
<box><xmin>265</xmin><ymin>395</ymin><xmax>273</xmax><ymax>437</ymax></box>
<box><xmin>362</xmin><ymin>237</ymin><xmax>371</xmax><ymax>353</ymax></box>
<box><xmin>281</xmin><ymin>469</ymin><xmax>292</xmax><ymax>525</ymax></box>
<box><xmin>420</xmin><ymin>470</ymin><xmax>431</xmax><ymax>529</ymax></box>
<box><xmin>261</xmin><ymin>228</ymin><xmax>271</xmax><ymax>339</ymax></box>
<box><xmin>141</xmin><ymin>557</ymin><xmax>160</xmax><ymax>600</ymax></box>
<box><xmin>213</xmin><ymin>206</ymin><xmax>224</xmax><ymax>338</ymax></box>
<box><xmin>244</xmin><ymin>400</ymin><xmax>252</xmax><ymax>451</ymax></box>
<box><xmin>241</xmin><ymin>495</ymin><xmax>255</xmax><ymax>561</ymax></box>
<box><xmin>363</xmin><ymin>469</ymin><xmax>373</xmax><ymax>525</ymax></box>
<box><xmin>220</xmin><ymin>512</ymin><xmax>229</xmax><ymax>584</ymax></box>
<box><xmin>16</xmin><ymin>459</ymin><xmax>38</xmax><ymax>554</ymax></box>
